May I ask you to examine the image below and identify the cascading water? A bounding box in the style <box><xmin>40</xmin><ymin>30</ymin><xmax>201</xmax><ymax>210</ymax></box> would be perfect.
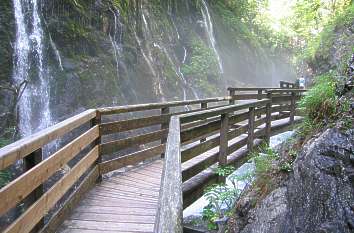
<box><xmin>167</xmin><ymin>7</ymin><xmax>199</xmax><ymax>100</ymax></box>
<box><xmin>138</xmin><ymin>4</ymin><xmax>166</xmax><ymax>101</ymax></box>
<box><xmin>49</xmin><ymin>34</ymin><xmax>63</xmax><ymax>71</ymax></box>
<box><xmin>12</xmin><ymin>0</ymin><xmax>53</xmax><ymax>139</ymax></box>
<box><xmin>109</xmin><ymin>7</ymin><xmax>139</xmax><ymax>104</ymax></box>
<box><xmin>200</xmin><ymin>0</ymin><xmax>224</xmax><ymax>75</ymax></box>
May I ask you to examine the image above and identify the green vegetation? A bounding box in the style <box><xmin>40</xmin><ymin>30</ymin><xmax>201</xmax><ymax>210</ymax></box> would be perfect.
<box><xmin>182</xmin><ymin>38</ymin><xmax>221</xmax><ymax>96</ymax></box>
<box><xmin>202</xmin><ymin>165</ymin><xmax>253</xmax><ymax>230</ymax></box>
<box><xmin>300</xmin><ymin>73</ymin><xmax>337</xmax><ymax>122</ymax></box>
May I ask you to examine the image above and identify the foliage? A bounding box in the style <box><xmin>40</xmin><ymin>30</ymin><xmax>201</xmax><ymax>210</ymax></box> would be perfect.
<box><xmin>251</xmin><ymin>145</ymin><xmax>279</xmax><ymax>177</ymax></box>
<box><xmin>0</xmin><ymin>170</ymin><xmax>11</xmax><ymax>188</ymax></box>
<box><xmin>202</xmin><ymin>165</ymin><xmax>253</xmax><ymax>230</ymax></box>
<box><xmin>182</xmin><ymin>38</ymin><xmax>221</xmax><ymax>96</ymax></box>
<box><xmin>300</xmin><ymin>73</ymin><xmax>338</xmax><ymax>122</ymax></box>
<box><xmin>300</xmin><ymin>2</ymin><xmax>354</xmax><ymax>63</ymax></box>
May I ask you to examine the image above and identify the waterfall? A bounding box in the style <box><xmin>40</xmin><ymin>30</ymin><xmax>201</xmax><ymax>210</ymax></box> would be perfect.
<box><xmin>109</xmin><ymin>7</ymin><xmax>139</xmax><ymax>104</ymax></box>
<box><xmin>12</xmin><ymin>0</ymin><xmax>53</xmax><ymax>138</ymax></box>
<box><xmin>167</xmin><ymin>8</ymin><xmax>199</xmax><ymax>100</ymax></box>
<box><xmin>49</xmin><ymin>34</ymin><xmax>64</xmax><ymax>71</ymax></box>
<box><xmin>137</xmin><ymin>4</ymin><xmax>165</xmax><ymax>101</ymax></box>
<box><xmin>200</xmin><ymin>0</ymin><xmax>224</xmax><ymax>74</ymax></box>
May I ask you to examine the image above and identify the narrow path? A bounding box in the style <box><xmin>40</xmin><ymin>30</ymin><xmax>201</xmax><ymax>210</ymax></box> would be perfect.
<box><xmin>57</xmin><ymin>160</ymin><xmax>163</xmax><ymax>233</ymax></box>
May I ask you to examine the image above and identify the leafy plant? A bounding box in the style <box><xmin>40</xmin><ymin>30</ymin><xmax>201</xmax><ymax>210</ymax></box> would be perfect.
<box><xmin>202</xmin><ymin>165</ymin><xmax>253</xmax><ymax>230</ymax></box>
<box><xmin>299</xmin><ymin>73</ymin><xmax>338</xmax><ymax>123</ymax></box>
<box><xmin>0</xmin><ymin>171</ymin><xmax>11</xmax><ymax>188</ymax></box>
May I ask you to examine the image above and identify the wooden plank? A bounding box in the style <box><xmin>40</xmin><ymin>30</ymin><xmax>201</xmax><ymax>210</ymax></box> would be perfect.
<box><xmin>181</xmin><ymin>119</ymin><xmax>221</xmax><ymax>143</ymax></box>
<box><xmin>99</xmin><ymin>144</ymin><xmax>165</xmax><ymax>174</ymax></box>
<box><xmin>265</xmin><ymin>102</ymin><xmax>272</xmax><ymax>143</ymax></box>
<box><xmin>78</xmin><ymin>199</ymin><xmax>157</xmax><ymax>209</ymax></box>
<box><xmin>232</xmin><ymin>94</ymin><xmax>267</xmax><ymax>100</ymax></box>
<box><xmin>60</xmin><ymin>220</ymin><xmax>154</xmax><ymax>232</ymax></box>
<box><xmin>267</xmin><ymin>89</ymin><xmax>307</xmax><ymax>93</ymax></box>
<box><xmin>69</xmin><ymin>212</ymin><xmax>155</xmax><ymax>223</ymax></box>
<box><xmin>229</xmin><ymin>111</ymin><xmax>249</xmax><ymax>125</ymax></box>
<box><xmin>271</xmin><ymin>105</ymin><xmax>291</xmax><ymax>113</ymax></box>
<box><xmin>247</xmin><ymin>107</ymin><xmax>255</xmax><ymax>149</ymax></box>
<box><xmin>180</xmin><ymin>99</ymin><xmax>270</xmax><ymax>124</ymax></box>
<box><xmin>98</xmin><ymin>97</ymin><xmax>230</xmax><ymax>115</ymax></box>
<box><xmin>0</xmin><ymin>109</ymin><xmax>96</xmax><ymax>170</ymax></box>
<box><xmin>85</xmin><ymin>192</ymin><xmax>157</xmax><ymax>204</ymax></box>
<box><xmin>0</xmin><ymin>126</ymin><xmax>99</xmax><ymax>216</ymax></box>
<box><xmin>229</xmin><ymin>89</ymin><xmax>236</xmax><ymax>105</ymax></box>
<box><xmin>228</xmin><ymin>125</ymin><xmax>248</xmax><ymax>140</ymax></box>
<box><xmin>182</xmin><ymin>152</ymin><xmax>218</xmax><ymax>182</ymax></box>
<box><xmin>228</xmin><ymin>136</ymin><xmax>248</xmax><ymax>155</ymax></box>
<box><xmin>4</xmin><ymin>146</ymin><xmax>99</xmax><ymax>233</ymax></box>
<box><xmin>41</xmin><ymin>167</ymin><xmax>99</xmax><ymax>233</ymax></box>
<box><xmin>100</xmin><ymin>115</ymin><xmax>168</xmax><ymax>135</ymax></box>
<box><xmin>74</xmin><ymin>205</ymin><xmax>156</xmax><ymax>215</ymax></box>
<box><xmin>154</xmin><ymin>116</ymin><xmax>183</xmax><ymax>233</ymax></box>
<box><xmin>182</xmin><ymin>169</ymin><xmax>218</xmax><ymax>209</ymax></box>
<box><xmin>108</xmin><ymin>175</ymin><xmax>161</xmax><ymax>190</ymax></box>
<box><xmin>100</xmin><ymin>129</ymin><xmax>168</xmax><ymax>155</ymax></box>
<box><xmin>181</xmin><ymin>137</ymin><xmax>219</xmax><ymax>163</ymax></box>
<box><xmin>97</xmin><ymin>184</ymin><xmax>159</xmax><ymax>198</ymax></box>
<box><xmin>254</xmin><ymin>117</ymin><xmax>267</xmax><ymax>128</ymax></box>
<box><xmin>23</xmin><ymin>148</ymin><xmax>44</xmax><ymax>232</ymax></box>
<box><xmin>219</xmin><ymin>113</ymin><xmax>229</xmax><ymax>167</ymax></box>
<box><xmin>227</xmin><ymin>87</ymin><xmax>289</xmax><ymax>91</ymax></box>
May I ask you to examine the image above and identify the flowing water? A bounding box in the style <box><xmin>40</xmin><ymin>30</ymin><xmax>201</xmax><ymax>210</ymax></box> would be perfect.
<box><xmin>201</xmin><ymin>0</ymin><xmax>224</xmax><ymax>75</ymax></box>
<box><xmin>12</xmin><ymin>0</ymin><xmax>53</xmax><ymax>138</ymax></box>
<box><xmin>49</xmin><ymin>34</ymin><xmax>63</xmax><ymax>71</ymax></box>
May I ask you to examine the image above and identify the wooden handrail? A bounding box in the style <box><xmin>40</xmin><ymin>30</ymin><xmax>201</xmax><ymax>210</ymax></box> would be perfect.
<box><xmin>180</xmin><ymin>99</ymin><xmax>271</xmax><ymax>123</ymax></box>
<box><xmin>0</xmin><ymin>81</ymin><xmax>306</xmax><ymax>233</ymax></box>
<box><xmin>98</xmin><ymin>96</ymin><xmax>231</xmax><ymax>115</ymax></box>
<box><xmin>154</xmin><ymin>116</ymin><xmax>183</xmax><ymax>233</ymax></box>
<box><xmin>0</xmin><ymin>109</ymin><xmax>97</xmax><ymax>170</ymax></box>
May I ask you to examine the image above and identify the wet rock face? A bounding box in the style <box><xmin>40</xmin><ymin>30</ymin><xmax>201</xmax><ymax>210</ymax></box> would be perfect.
<box><xmin>287</xmin><ymin>128</ymin><xmax>354</xmax><ymax>233</ymax></box>
<box><xmin>237</xmin><ymin>128</ymin><xmax>354</xmax><ymax>233</ymax></box>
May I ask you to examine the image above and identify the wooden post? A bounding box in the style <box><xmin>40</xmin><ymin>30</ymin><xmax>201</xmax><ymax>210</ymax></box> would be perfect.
<box><xmin>247</xmin><ymin>107</ymin><xmax>255</xmax><ymax>150</ymax></box>
<box><xmin>92</xmin><ymin>110</ymin><xmax>102</xmax><ymax>182</ymax></box>
<box><xmin>229</xmin><ymin>89</ymin><xmax>235</xmax><ymax>105</ymax></box>
<box><xmin>218</xmin><ymin>113</ymin><xmax>229</xmax><ymax>182</ymax></box>
<box><xmin>219</xmin><ymin>113</ymin><xmax>229</xmax><ymax>165</ymax></box>
<box><xmin>257</xmin><ymin>89</ymin><xmax>262</xmax><ymax>119</ymax></box>
<box><xmin>161</xmin><ymin>107</ymin><xmax>170</xmax><ymax>158</ymax></box>
<box><xmin>23</xmin><ymin>148</ymin><xmax>44</xmax><ymax>232</ymax></box>
<box><xmin>200</xmin><ymin>102</ymin><xmax>208</xmax><ymax>143</ymax></box>
<box><xmin>290</xmin><ymin>91</ymin><xmax>296</xmax><ymax>124</ymax></box>
<box><xmin>265</xmin><ymin>102</ymin><xmax>272</xmax><ymax>144</ymax></box>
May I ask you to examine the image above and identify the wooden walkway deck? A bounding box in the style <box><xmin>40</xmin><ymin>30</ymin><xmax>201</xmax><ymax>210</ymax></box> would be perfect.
<box><xmin>0</xmin><ymin>84</ymin><xmax>306</xmax><ymax>233</ymax></box>
<box><xmin>57</xmin><ymin>160</ymin><xmax>163</xmax><ymax>233</ymax></box>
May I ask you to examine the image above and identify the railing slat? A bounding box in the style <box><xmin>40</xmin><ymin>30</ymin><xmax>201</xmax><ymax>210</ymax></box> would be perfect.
<box><xmin>3</xmin><ymin>146</ymin><xmax>99</xmax><ymax>233</ymax></box>
<box><xmin>99</xmin><ymin>144</ymin><xmax>165</xmax><ymax>174</ymax></box>
<box><xmin>0</xmin><ymin>126</ymin><xmax>99</xmax><ymax>216</ymax></box>
<box><xmin>0</xmin><ymin>109</ymin><xmax>97</xmax><ymax>170</ymax></box>
<box><xmin>100</xmin><ymin>129</ymin><xmax>168</xmax><ymax>155</ymax></box>
<box><xmin>154</xmin><ymin>116</ymin><xmax>182</xmax><ymax>233</ymax></box>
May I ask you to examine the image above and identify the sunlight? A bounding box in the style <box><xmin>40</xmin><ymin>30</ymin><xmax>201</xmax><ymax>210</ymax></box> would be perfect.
<box><xmin>267</xmin><ymin>0</ymin><xmax>295</xmax><ymax>31</ymax></box>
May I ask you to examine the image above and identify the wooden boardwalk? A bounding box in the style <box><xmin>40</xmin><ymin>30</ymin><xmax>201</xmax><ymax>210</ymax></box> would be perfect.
<box><xmin>57</xmin><ymin>160</ymin><xmax>163</xmax><ymax>233</ymax></box>
<box><xmin>0</xmin><ymin>84</ymin><xmax>306</xmax><ymax>233</ymax></box>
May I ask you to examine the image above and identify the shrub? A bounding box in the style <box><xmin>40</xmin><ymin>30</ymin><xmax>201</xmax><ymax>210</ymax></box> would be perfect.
<box><xmin>299</xmin><ymin>73</ymin><xmax>338</xmax><ymax>123</ymax></box>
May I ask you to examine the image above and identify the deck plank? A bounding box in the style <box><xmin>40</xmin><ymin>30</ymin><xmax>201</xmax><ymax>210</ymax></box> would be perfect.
<box><xmin>57</xmin><ymin>160</ymin><xmax>163</xmax><ymax>233</ymax></box>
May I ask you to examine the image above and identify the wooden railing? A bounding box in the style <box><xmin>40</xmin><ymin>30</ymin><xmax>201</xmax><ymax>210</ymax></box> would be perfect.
<box><xmin>0</xmin><ymin>81</ymin><xmax>305</xmax><ymax>233</ymax></box>
<box><xmin>0</xmin><ymin>96</ymin><xmax>233</xmax><ymax>233</ymax></box>
<box><xmin>157</xmin><ymin>87</ymin><xmax>306</xmax><ymax>232</ymax></box>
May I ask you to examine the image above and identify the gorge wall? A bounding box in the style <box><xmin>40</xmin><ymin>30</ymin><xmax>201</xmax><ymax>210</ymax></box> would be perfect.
<box><xmin>0</xmin><ymin>0</ymin><xmax>296</xmax><ymax>140</ymax></box>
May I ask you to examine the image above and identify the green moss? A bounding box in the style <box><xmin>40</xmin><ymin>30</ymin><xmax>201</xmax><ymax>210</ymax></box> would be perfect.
<box><xmin>300</xmin><ymin>73</ymin><xmax>338</xmax><ymax>122</ymax></box>
<box><xmin>302</xmin><ymin>3</ymin><xmax>354</xmax><ymax>64</ymax></box>
<box><xmin>182</xmin><ymin>37</ymin><xmax>221</xmax><ymax>96</ymax></box>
